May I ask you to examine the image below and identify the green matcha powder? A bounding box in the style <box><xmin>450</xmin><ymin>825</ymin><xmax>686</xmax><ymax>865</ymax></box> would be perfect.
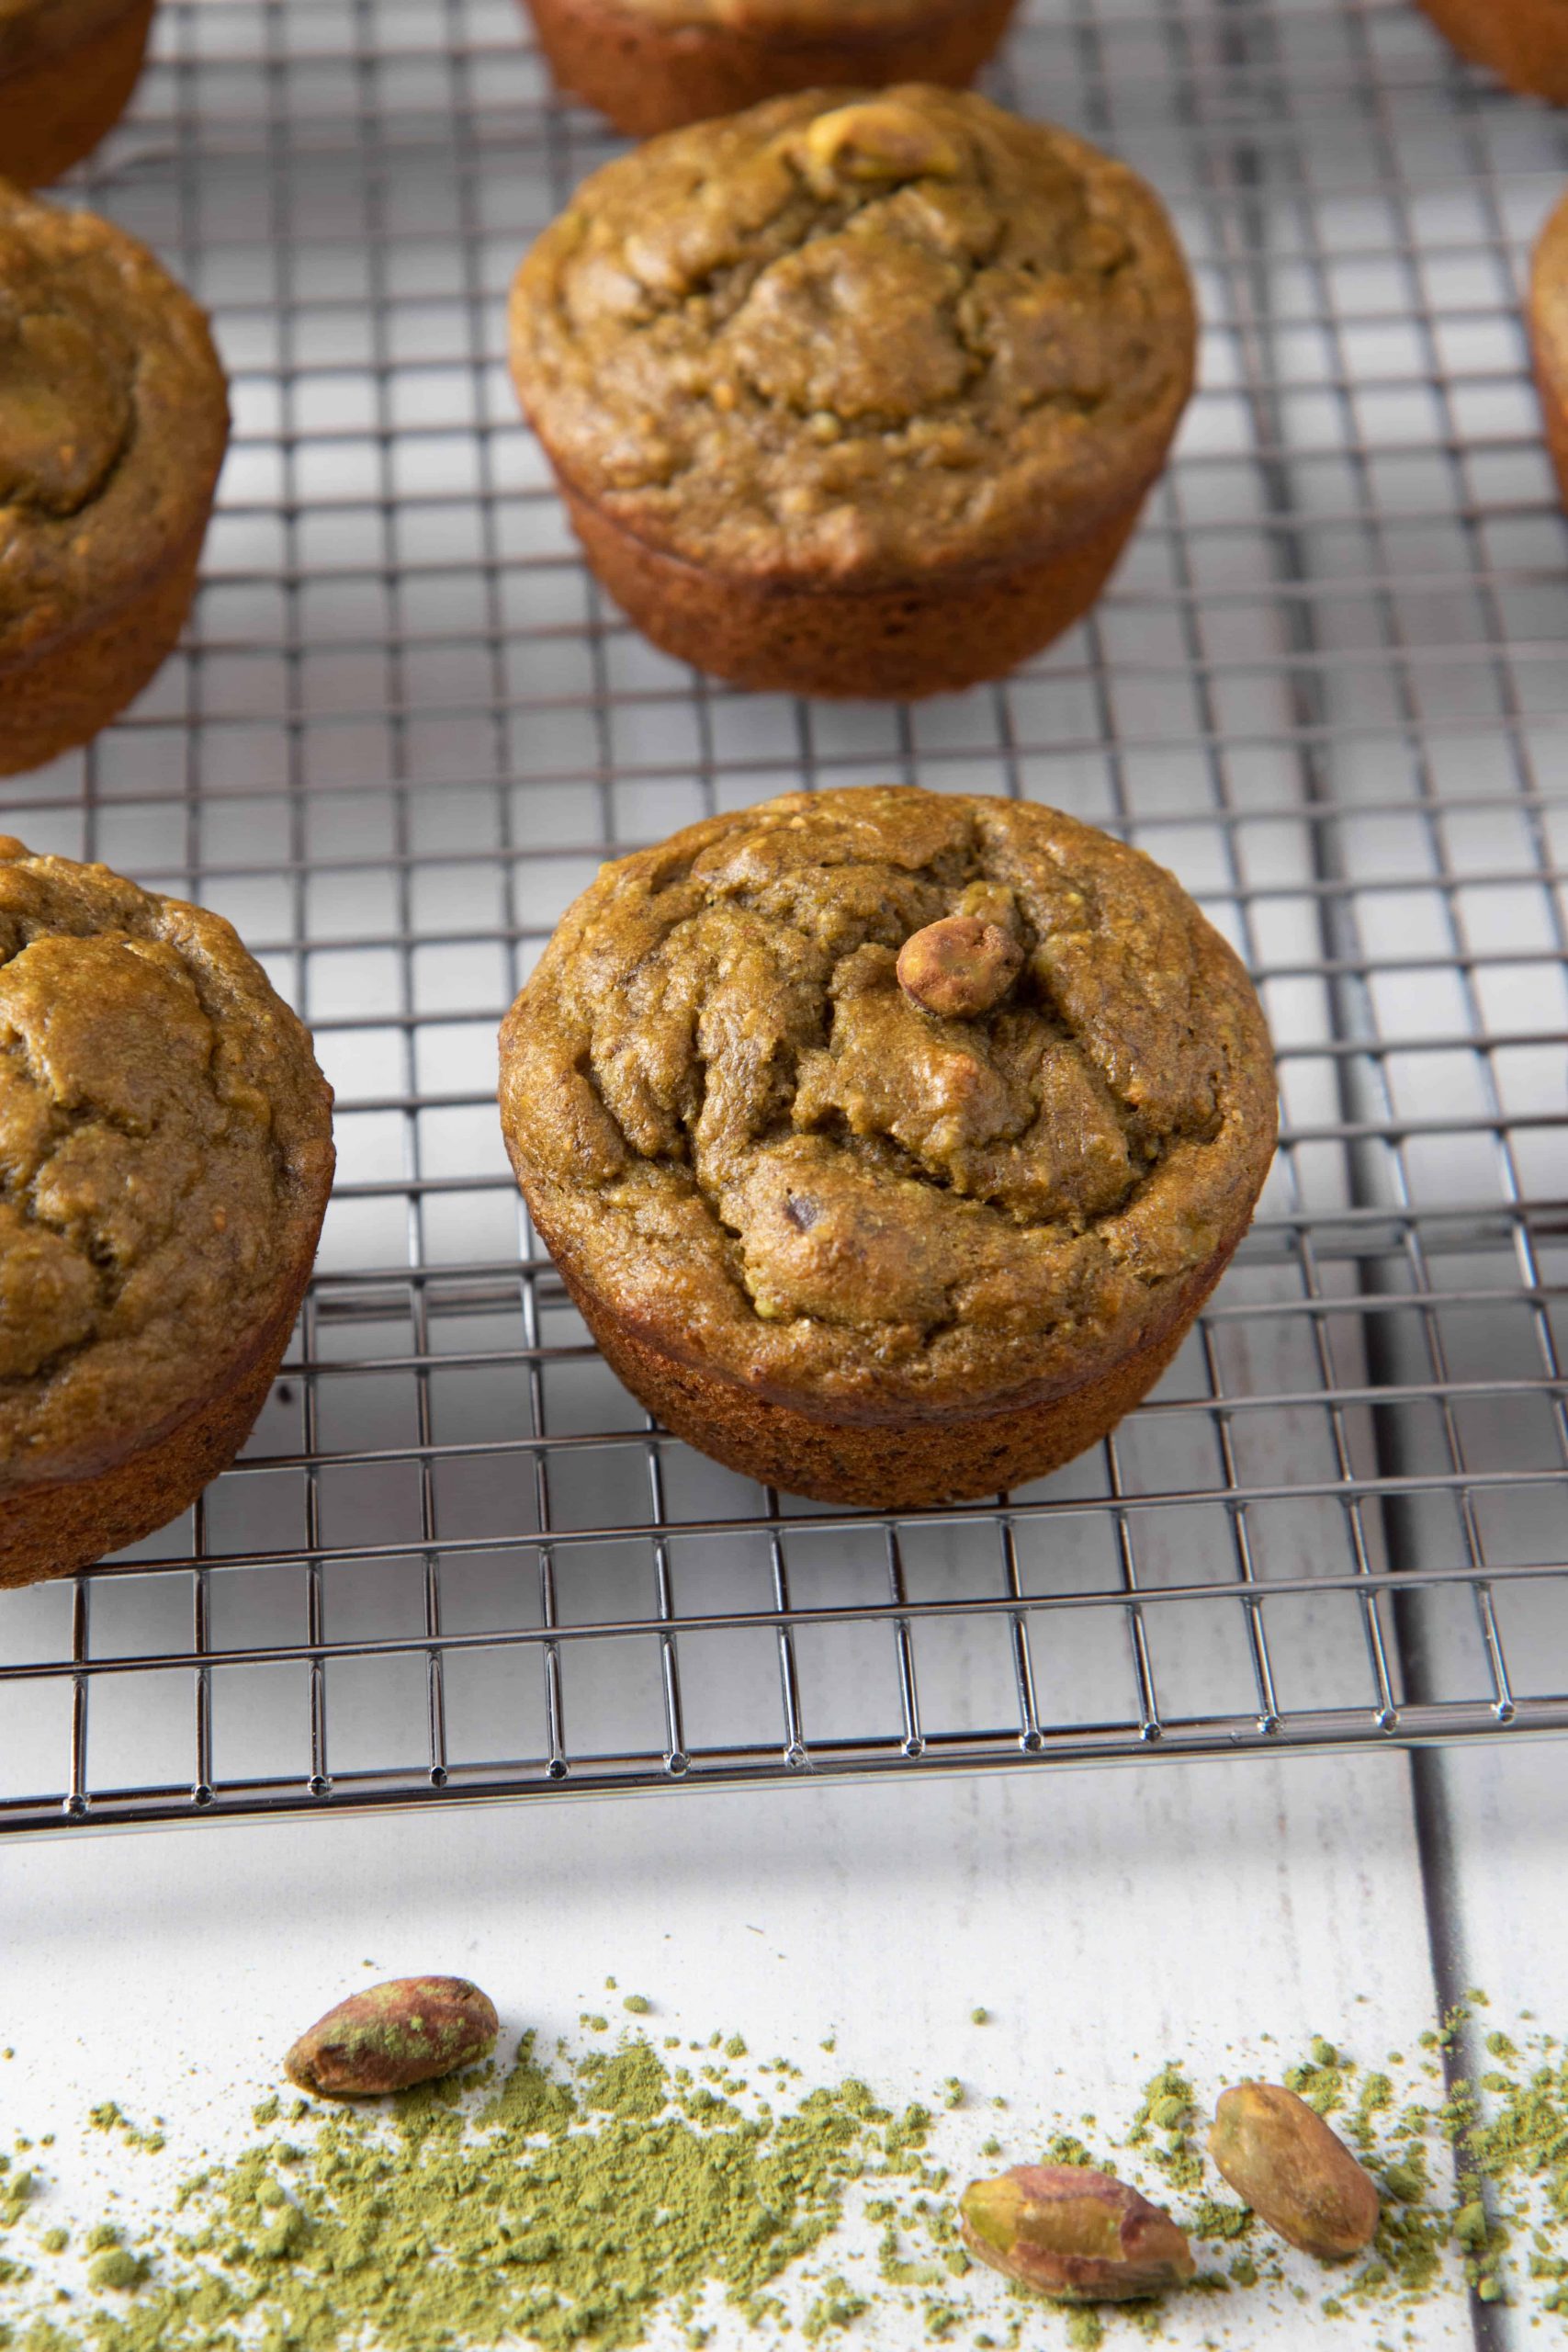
<box><xmin>7</xmin><ymin>2003</ymin><xmax>1568</xmax><ymax>2347</ymax></box>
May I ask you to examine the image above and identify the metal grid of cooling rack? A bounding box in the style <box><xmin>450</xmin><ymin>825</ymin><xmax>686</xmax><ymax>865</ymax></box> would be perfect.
<box><xmin>0</xmin><ymin>0</ymin><xmax>1565</xmax><ymax>1836</ymax></box>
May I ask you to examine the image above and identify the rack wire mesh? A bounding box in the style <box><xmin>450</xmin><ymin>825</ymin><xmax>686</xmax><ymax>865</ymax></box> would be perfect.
<box><xmin>0</xmin><ymin>0</ymin><xmax>1565</xmax><ymax>1834</ymax></box>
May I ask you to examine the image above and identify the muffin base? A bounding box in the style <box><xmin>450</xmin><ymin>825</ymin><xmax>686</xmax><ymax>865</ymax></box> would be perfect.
<box><xmin>0</xmin><ymin>1263</ymin><xmax>314</xmax><ymax>1592</ymax></box>
<box><xmin>1415</xmin><ymin>0</ymin><xmax>1568</xmax><ymax>102</ymax></box>
<box><xmin>0</xmin><ymin>0</ymin><xmax>156</xmax><ymax>187</ymax></box>
<box><xmin>1534</xmin><ymin>337</ymin><xmax>1568</xmax><ymax>508</ymax></box>
<box><xmin>546</xmin><ymin>1229</ymin><xmax>1240</xmax><ymax>1509</ymax></box>
<box><xmin>0</xmin><ymin>514</ymin><xmax>209</xmax><ymax>778</ymax></box>
<box><xmin>560</xmin><ymin>479</ymin><xmax>1145</xmax><ymax>701</ymax></box>
<box><xmin>522</xmin><ymin>0</ymin><xmax>1020</xmax><ymax>137</ymax></box>
<box><xmin>1531</xmin><ymin>211</ymin><xmax>1568</xmax><ymax>508</ymax></box>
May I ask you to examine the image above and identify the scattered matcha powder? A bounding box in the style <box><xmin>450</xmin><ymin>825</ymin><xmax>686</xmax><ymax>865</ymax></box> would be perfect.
<box><xmin>802</xmin><ymin>2275</ymin><xmax>869</xmax><ymax>2340</ymax></box>
<box><xmin>1284</xmin><ymin>2036</ymin><xmax>1352</xmax><ymax>2118</ymax></box>
<box><xmin>18</xmin><ymin>2006</ymin><xmax>1568</xmax><ymax>2346</ymax></box>
<box><xmin>0</xmin><ymin>2036</ymin><xmax>937</xmax><ymax>2352</ymax></box>
<box><xmin>1127</xmin><ymin>2064</ymin><xmax>1204</xmax><ymax>2196</ymax></box>
<box><xmin>87</xmin><ymin>2104</ymin><xmax>166</xmax><ymax>2156</ymax></box>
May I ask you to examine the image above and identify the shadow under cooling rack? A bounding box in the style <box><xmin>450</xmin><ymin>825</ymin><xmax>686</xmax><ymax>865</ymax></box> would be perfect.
<box><xmin>0</xmin><ymin>0</ymin><xmax>1566</xmax><ymax>1832</ymax></box>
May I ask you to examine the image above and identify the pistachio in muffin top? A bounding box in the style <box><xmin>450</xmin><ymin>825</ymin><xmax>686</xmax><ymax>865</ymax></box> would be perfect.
<box><xmin>0</xmin><ymin>842</ymin><xmax>333</xmax><ymax>1484</ymax></box>
<box><xmin>501</xmin><ymin>788</ymin><xmax>1275</xmax><ymax>1417</ymax></box>
<box><xmin>509</xmin><ymin>87</ymin><xmax>1197</xmax><ymax>585</ymax></box>
<box><xmin>0</xmin><ymin>182</ymin><xmax>229</xmax><ymax>667</ymax></box>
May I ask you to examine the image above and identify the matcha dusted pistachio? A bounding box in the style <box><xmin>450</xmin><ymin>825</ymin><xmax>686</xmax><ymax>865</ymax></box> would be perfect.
<box><xmin>1209</xmin><ymin>2081</ymin><xmax>1380</xmax><ymax>2259</ymax></box>
<box><xmin>959</xmin><ymin>2163</ymin><xmax>1196</xmax><ymax>2303</ymax></box>
<box><xmin>284</xmin><ymin>1976</ymin><xmax>499</xmax><ymax>2099</ymax></box>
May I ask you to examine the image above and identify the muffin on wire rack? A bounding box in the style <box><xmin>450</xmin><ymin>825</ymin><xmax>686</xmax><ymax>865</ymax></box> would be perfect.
<box><xmin>0</xmin><ymin>180</ymin><xmax>229</xmax><ymax>776</ymax></box>
<box><xmin>0</xmin><ymin>0</ymin><xmax>157</xmax><ymax>187</ymax></box>
<box><xmin>500</xmin><ymin>786</ymin><xmax>1277</xmax><ymax>1510</ymax></box>
<box><xmin>0</xmin><ymin>843</ymin><xmax>334</xmax><ymax>1589</ymax></box>
<box><xmin>519</xmin><ymin>0</ymin><xmax>1020</xmax><ymax>138</ymax></box>
<box><xmin>1414</xmin><ymin>0</ymin><xmax>1568</xmax><ymax>105</ymax></box>
<box><xmin>509</xmin><ymin>85</ymin><xmax>1198</xmax><ymax>701</ymax></box>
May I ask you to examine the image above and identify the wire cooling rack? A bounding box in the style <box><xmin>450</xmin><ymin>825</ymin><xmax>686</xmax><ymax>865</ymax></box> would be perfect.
<box><xmin>0</xmin><ymin>0</ymin><xmax>1564</xmax><ymax>1836</ymax></box>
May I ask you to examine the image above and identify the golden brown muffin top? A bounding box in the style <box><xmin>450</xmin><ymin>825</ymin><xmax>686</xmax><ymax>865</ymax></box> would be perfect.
<box><xmin>0</xmin><ymin>842</ymin><xmax>333</xmax><ymax>1487</ymax></box>
<box><xmin>0</xmin><ymin>182</ymin><xmax>228</xmax><ymax>669</ymax></box>
<box><xmin>1533</xmin><ymin>190</ymin><xmax>1568</xmax><ymax>385</ymax></box>
<box><xmin>0</xmin><ymin>0</ymin><xmax>134</xmax><ymax>79</ymax></box>
<box><xmin>509</xmin><ymin>87</ymin><xmax>1197</xmax><ymax>586</ymax></box>
<box><xmin>501</xmin><ymin>788</ymin><xmax>1276</xmax><ymax>1419</ymax></box>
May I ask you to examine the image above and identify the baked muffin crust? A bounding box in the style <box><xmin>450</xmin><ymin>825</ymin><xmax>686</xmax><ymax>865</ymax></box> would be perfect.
<box><xmin>1532</xmin><ymin>190</ymin><xmax>1568</xmax><ymax>504</ymax></box>
<box><xmin>589</xmin><ymin>0</ymin><xmax>995</xmax><ymax>25</ymax></box>
<box><xmin>1415</xmin><ymin>0</ymin><xmax>1568</xmax><ymax>105</ymax></box>
<box><xmin>0</xmin><ymin>0</ymin><xmax>136</xmax><ymax>75</ymax></box>
<box><xmin>501</xmin><ymin>788</ymin><xmax>1275</xmax><ymax>1425</ymax></box>
<box><xmin>0</xmin><ymin>841</ymin><xmax>333</xmax><ymax>1490</ymax></box>
<box><xmin>510</xmin><ymin>87</ymin><xmax>1196</xmax><ymax>593</ymax></box>
<box><xmin>0</xmin><ymin>0</ymin><xmax>157</xmax><ymax>193</ymax></box>
<box><xmin>522</xmin><ymin>0</ymin><xmax>1018</xmax><ymax>143</ymax></box>
<box><xmin>0</xmin><ymin>182</ymin><xmax>227</xmax><ymax>677</ymax></box>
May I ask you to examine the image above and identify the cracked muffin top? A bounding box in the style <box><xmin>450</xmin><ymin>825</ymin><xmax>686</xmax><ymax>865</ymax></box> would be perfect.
<box><xmin>0</xmin><ymin>842</ymin><xmax>333</xmax><ymax>1486</ymax></box>
<box><xmin>500</xmin><ymin>787</ymin><xmax>1276</xmax><ymax>1418</ymax></box>
<box><xmin>508</xmin><ymin>86</ymin><xmax>1197</xmax><ymax>586</ymax></box>
<box><xmin>0</xmin><ymin>182</ymin><xmax>228</xmax><ymax>667</ymax></box>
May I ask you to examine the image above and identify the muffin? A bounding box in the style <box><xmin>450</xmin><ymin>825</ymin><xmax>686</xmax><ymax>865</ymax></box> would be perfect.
<box><xmin>0</xmin><ymin>180</ymin><xmax>229</xmax><ymax>776</ymax></box>
<box><xmin>499</xmin><ymin>786</ymin><xmax>1276</xmax><ymax>1509</ymax></box>
<box><xmin>1531</xmin><ymin>190</ymin><xmax>1568</xmax><ymax>505</ymax></box>
<box><xmin>508</xmin><ymin>87</ymin><xmax>1197</xmax><ymax>701</ymax></box>
<box><xmin>0</xmin><ymin>0</ymin><xmax>156</xmax><ymax>187</ymax></box>
<box><xmin>0</xmin><ymin>841</ymin><xmax>334</xmax><ymax>1588</ymax></box>
<box><xmin>522</xmin><ymin>0</ymin><xmax>1020</xmax><ymax>140</ymax></box>
<box><xmin>1415</xmin><ymin>0</ymin><xmax>1568</xmax><ymax>104</ymax></box>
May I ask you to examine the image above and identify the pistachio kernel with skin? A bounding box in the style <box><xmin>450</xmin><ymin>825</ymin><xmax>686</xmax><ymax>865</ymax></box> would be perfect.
<box><xmin>959</xmin><ymin>2164</ymin><xmax>1197</xmax><ymax>2304</ymax></box>
<box><xmin>897</xmin><ymin>916</ymin><xmax>1022</xmax><ymax>1020</ymax></box>
<box><xmin>1209</xmin><ymin>2081</ymin><xmax>1381</xmax><ymax>2259</ymax></box>
<box><xmin>796</xmin><ymin>99</ymin><xmax>963</xmax><ymax>199</ymax></box>
<box><xmin>284</xmin><ymin>1976</ymin><xmax>500</xmax><ymax>2100</ymax></box>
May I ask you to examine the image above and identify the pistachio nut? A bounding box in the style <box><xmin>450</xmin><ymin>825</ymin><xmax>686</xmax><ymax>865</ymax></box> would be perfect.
<box><xmin>897</xmin><ymin>915</ymin><xmax>1022</xmax><ymax>1018</ymax></box>
<box><xmin>798</xmin><ymin>100</ymin><xmax>962</xmax><ymax>199</ymax></box>
<box><xmin>284</xmin><ymin>1975</ymin><xmax>499</xmax><ymax>2099</ymax></box>
<box><xmin>1209</xmin><ymin>2082</ymin><xmax>1380</xmax><ymax>2259</ymax></box>
<box><xmin>959</xmin><ymin>2164</ymin><xmax>1197</xmax><ymax>2303</ymax></box>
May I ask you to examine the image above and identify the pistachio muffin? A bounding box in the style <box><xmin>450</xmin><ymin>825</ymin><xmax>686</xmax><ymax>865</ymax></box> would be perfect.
<box><xmin>0</xmin><ymin>842</ymin><xmax>334</xmax><ymax>1588</ymax></box>
<box><xmin>509</xmin><ymin>87</ymin><xmax>1198</xmax><ymax>701</ymax></box>
<box><xmin>0</xmin><ymin>0</ymin><xmax>156</xmax><ymax>187</ymax></box>
<box><xmin>0</xmin><ymin>182</ymin><xmax>229</xmax><ymax>775</ymax></box>
<box><xmin>1531</xmin><ymin>190</ymin><xmax>1568</xmax><ymax>505</ymax></box>
<box><xmin>499</xmin><ymin>787</ymin><xmax>1276</xmax><ymax>1508</ymax></box>
<box><xmin>522</xmin><ymin>0</ymin><xmax>1020</xmax><ymax>139</ymax></box>
<box><xmin>1415</xmin><ymin>0</ymin><xmax>1568</xmax><ymax>104</ymax></box>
